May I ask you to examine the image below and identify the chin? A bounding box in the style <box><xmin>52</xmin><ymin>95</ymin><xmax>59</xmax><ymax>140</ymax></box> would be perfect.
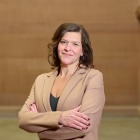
<box><xmin>60</xmin><ymin>59</ymin><xmax>71</xmax><ymax>64</ymax></box>
<box><xmin>61</xmin><ymin>62</ymin><xmax>72</xmax><ymax>66</ymax></box>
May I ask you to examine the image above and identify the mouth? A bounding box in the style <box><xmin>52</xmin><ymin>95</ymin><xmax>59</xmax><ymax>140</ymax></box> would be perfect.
<box><xmin>62</xmin><ymin>53</ymin><xmax>72</xmax><ymax>56</ymax></box>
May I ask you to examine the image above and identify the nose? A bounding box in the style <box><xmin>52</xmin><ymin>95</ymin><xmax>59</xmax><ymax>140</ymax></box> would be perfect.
<box><xmin>64</xmin><ymin>43</ymin><xmax>71</xmax><ymax>51</ymax></box>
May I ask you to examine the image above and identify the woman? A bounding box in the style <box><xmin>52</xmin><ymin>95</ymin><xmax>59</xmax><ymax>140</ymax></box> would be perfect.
<box><xmin>18</xmin><ymin>23</ymin><xmax>105</xmax><ymax>140</ymax></box>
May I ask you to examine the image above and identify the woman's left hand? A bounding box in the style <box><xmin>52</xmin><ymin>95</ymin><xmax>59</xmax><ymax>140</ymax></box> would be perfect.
<box><xmin>30</xmin><ymin>103</ymin><xmax>38</xmax><ymax>113</ymax></box>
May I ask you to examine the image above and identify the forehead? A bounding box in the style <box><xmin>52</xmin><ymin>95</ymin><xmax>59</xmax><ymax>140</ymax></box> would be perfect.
<box><xmin>62</xmin><ymin>32</ymin><xmax>81</xmax><ymax>42</ymax></box>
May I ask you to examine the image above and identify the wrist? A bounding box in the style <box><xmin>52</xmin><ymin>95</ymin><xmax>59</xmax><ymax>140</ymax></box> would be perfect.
<box><xmin>58</xmin><ymin>112</ymin><xmax>63</xmax><ymax>125</ymax></box>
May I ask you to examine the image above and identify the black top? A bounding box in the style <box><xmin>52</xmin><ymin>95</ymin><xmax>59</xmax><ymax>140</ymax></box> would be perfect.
<box><xmin>50</xmin><ymin>94</ymin><xmax>59</xmax><ymax>111</ymax></box>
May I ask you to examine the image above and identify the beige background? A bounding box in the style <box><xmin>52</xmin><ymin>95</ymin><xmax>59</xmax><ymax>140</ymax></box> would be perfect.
<box><xmin>0</xmin><ymin>0</ymin><xmax>140</xmax><ymax>113</ymax></box>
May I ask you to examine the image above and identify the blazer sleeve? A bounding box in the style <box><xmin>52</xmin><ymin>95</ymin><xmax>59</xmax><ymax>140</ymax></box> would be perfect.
<box><xmin>38</xmin><ymin>71</ymin><xmax>105</xmax><ymax>139</ymax></box>
<box><xmin>18</xmin><ymin>76</ymin><xmax>62</xmax><ymax>133</ymax></box>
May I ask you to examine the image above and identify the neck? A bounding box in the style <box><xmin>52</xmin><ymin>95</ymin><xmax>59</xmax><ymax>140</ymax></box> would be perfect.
<box><xmin>59</xmin><ymin>64</ymin><xmax>78</xmax><ymax>78</ymax></box>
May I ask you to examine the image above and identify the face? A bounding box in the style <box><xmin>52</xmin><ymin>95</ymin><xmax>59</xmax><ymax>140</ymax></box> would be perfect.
<box><xmin>58</xmin><ymin>32</ymin><xmax>83</xmax><ymax>67</ymax></box>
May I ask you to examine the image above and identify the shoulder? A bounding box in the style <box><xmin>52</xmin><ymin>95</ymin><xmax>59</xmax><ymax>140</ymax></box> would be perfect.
<box><xmin>78</xmin><ymin>67</ymin><xmax>103</xmax><ymax>79</ymax></box>
<box><xmin>34</xmin><ymin>70</ymin><xmax>55</xmax><ymax>83</ymax></box>
<box><xmin>87</xmin><ymin>68</ymin><xmax>103</xmax><ymax>78</ymax></box>
<box><xmin>85</xmin><ymin>68</ymin><xmax>104</xmax><ymax>88</ymax></box>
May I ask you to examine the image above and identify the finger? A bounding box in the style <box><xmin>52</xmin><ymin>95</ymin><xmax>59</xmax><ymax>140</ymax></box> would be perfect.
<box><xmin>30</xmin><ymin>105</ymin><xmax>35</xmax><ymax>112</ymax></box>
<box><xmin>32</xmin><ymin>104</ymin><xmax>38</xmax><ymax>112</ymax></box>
<box><xmin>29</xmin><ymin>104</ymin><xmax>33</xmax><ymax>111</ymax></box>
<box><xmin>33</xmin><ymin>104</ymin><xmax>38</xmax><ymax>112</ymax></box>
<box><xmin>70</xmin><ymin>123</ymin><xmax>83</xmax><ymax>130</ymax></box>
<box><xmin>73</xmin><ymin>119</ymin><xmax>89</xmax><ymax>129</ymax></box>
<box><xmin>71</xmin><ymin>118</ymin><xmax>89</xmax><ymax>130</ymax></box>
<box><xmin>74</xmin><ymin>111</ymin><xmax>90</xmax><ymax>121</ymax></box>
<box><xmin>30</xmin><ymin>104</ymin><xmax>36</xmax><ymax>112</ymax></box>
<box><xmin>72</xmin><ymin>114</ymin><xmax>90</xmax><ymax>126</ymax></box>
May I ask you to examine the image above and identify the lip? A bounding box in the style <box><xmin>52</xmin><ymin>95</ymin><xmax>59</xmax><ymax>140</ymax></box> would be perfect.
<box><xmin>62</xmin><ymin>53</ymin><xmax>72</xmax><ymax>56</ymax></box>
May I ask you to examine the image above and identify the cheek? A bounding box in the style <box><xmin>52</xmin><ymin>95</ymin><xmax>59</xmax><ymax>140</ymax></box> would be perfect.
<box><xmin>57</xmin><ymin>45</ymin><xmax>64</xmax><ymax>59</ymax></box>
<box><xmin>57</xmin><ymin>44</ymin><xmax>64</xmax><ymax>52</ymax></box>
<box><xmin>75</xmin><ymin>48</ymin><xmax>83</xmax><ymax>57</ymax></box>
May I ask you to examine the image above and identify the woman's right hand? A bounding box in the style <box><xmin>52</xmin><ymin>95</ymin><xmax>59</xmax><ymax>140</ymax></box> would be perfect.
<box><xmin>58</xmin><ymin>106</ymin><xmax>90</xmax><ymax>130</ymax></box>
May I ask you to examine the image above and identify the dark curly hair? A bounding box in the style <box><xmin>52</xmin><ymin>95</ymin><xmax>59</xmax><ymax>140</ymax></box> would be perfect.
<box><xmin>48</xmin><ymin>23</ymin><xmax>94</xmax><ymax>69</ymax></box>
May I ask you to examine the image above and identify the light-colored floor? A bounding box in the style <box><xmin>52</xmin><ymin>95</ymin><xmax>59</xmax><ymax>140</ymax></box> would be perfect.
<box><xmin>0</xmin><ymin>116</ymin><xmax>140</xmax><ymax>140</ymax></box>
<box><xmin>99</xmin><ymin>117</ymin><xmax>140</xmax><ymax>140</ymax></box>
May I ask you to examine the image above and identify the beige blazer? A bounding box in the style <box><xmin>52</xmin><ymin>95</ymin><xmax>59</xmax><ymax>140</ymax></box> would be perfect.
<box><xmin>18</xmin><ymin>68</ymin><xmax>105</xmax><ymax>140</ymax></box>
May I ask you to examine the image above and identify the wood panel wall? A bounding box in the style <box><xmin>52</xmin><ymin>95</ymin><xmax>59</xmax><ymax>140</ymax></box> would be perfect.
<box><xmin>0</xmin><ymin>0</ymin><xmax>140</xmax><ymax>108</ymax></box>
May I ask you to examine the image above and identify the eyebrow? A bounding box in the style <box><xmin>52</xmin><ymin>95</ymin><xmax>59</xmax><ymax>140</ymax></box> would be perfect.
<box><xmin>61</xmin><ymin>39</ymin><xmax>81</xmax><ymax>44</ymax></box>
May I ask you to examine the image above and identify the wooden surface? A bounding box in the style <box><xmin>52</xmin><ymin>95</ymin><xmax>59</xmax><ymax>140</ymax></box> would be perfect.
<box><xmin>0</xmin><ymin>0</ymin><xmax>140</xmax><ymax>106</ymax></box>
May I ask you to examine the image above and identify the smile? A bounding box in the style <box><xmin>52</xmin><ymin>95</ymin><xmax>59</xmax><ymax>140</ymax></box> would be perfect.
<box><xmin>62</xmin><ymin>53</ymin><xmax>72</xmax><ymax>56</ymax></box>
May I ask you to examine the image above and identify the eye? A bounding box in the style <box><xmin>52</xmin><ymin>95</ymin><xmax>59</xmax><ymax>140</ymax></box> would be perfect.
<box><xmin>73</xmin><ymin>43</ymin><xmax>79</xmax><ymax>46</ymax></box>
<box><xmin>60</xmin><ymin>40</ymin><xmax>67</xmax><ymax>44</ymax></box>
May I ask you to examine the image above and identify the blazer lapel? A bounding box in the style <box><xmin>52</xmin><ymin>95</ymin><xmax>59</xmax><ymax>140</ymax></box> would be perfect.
<box><xmin>42</xmin><ymin>69</ymin><xmax>58</xmax><ymax>111</ymax></box>
<box><xmin>57</xmin><ymin>68</ymin><xmax>87</xmax><ymax>111</ymax></box>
